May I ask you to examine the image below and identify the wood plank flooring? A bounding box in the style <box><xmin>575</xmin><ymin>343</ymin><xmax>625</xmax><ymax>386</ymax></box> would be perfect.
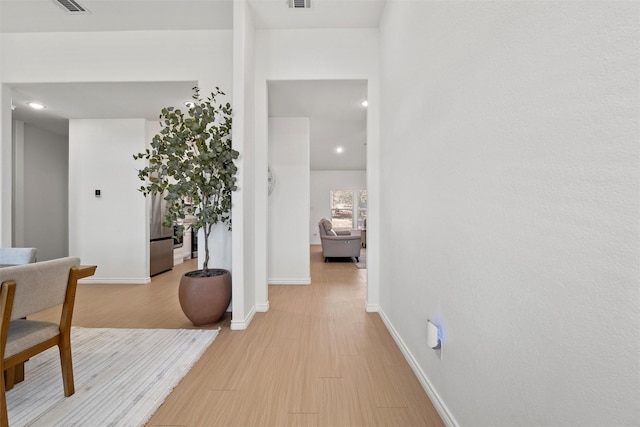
<box><xmin>31</xmin><ymin>246</ymin><xmax>444</xmax><ymax>426</ymax></box>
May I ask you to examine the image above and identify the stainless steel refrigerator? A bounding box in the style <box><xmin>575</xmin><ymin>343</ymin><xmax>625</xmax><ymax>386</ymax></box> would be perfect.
<box><xmin>149</xmin><ymin>193</ymin><xmax>173</xmax><ymax>276</ymax></box>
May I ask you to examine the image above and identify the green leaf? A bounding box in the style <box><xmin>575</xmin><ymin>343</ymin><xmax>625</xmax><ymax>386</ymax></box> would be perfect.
<box><xmin>132</xmin><ymin>86</ymin><xmax>237</xmax><ymax>269</ymax></box>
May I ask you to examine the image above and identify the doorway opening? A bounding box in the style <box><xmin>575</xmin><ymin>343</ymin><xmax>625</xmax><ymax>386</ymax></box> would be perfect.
<box><xmin>266</xmin><ymin>79</ymin><xmax>368</xmax><ymax>289</ymax></box>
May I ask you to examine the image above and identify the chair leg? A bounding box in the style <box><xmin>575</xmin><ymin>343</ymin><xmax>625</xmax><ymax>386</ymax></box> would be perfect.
<box><xmin>58</xmin><ymin>338</ymin><xmax>75</xmax><ymax>397</ymax></box>
<box><xmin>0</xmin><ymin>372</ymin><xmax>7</xmax><ymax>427</ymax></box>
<box><xmin>3</xmin><ymin>368</ymin><xmax>14</xmax><ymax>391</ymax></box>
<box><xmin>324</xmin><ymin>257</ymin><xmax>328</xmax><ymax>263</ymax></box>
<box><xmin>14</xmin><ymin>362</ymin><xmax>24</xmax><ymax>384</ymax></box>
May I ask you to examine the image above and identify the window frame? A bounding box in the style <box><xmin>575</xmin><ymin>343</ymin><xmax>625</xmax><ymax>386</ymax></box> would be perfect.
<box><xmin>330</xmin><ymin>189</ymin><xmax>367</xmax><ymax>230</ymax></box>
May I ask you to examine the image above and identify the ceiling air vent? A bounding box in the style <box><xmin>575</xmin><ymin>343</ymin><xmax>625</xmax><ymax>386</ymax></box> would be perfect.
<box><xmin>53</xmin><ymin>0</ymin><xmax>89</xmax><ymax>13</ymax></box>
<box><xmin>289</xmin><ymin>0</ymin><xmax>311</xmax><ymax>9</ymax></box>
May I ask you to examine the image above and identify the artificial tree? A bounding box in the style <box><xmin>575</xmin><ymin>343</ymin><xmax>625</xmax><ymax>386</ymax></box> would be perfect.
<box><xmin>134</xmin><ymin>86</ymin><xmax>239</xmax><ymax>277</ymax></box>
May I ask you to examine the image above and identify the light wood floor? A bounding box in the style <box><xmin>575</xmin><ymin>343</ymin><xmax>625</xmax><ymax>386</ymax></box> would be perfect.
<box><xmin>32</xmin><ymin>246</ymin><xmax>444</xmax><ymax>426</ymax></box>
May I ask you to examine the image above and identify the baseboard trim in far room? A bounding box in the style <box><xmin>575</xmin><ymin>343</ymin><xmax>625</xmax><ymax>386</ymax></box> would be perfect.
<box><xmin>80</xmin><ymin>277</ymin><xmax>151</xmax><ymax>285</ymax></box>
<box><xmin>378</xmin><ymin>309</ymin><xmax>459</xmax><ymax>427</ymax></box>
<box><xmin>268</xmin><ymin>278</ymin><xmax>311</xmax><ymax>285</ymax></box>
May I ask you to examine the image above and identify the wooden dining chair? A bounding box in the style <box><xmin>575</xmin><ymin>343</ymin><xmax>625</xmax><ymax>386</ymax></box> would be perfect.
<box><xmin>0</xmin><ymin>258</ymin><xmax>96</xmax><ymax>427</ymax></box>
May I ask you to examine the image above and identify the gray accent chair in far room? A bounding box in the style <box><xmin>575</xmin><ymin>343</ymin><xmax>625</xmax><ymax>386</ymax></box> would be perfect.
<box><xmin>0</xmin><ymin>248</ymin><xmax>37</xmax><ymax>266</ymax></box>
<box><xmin>318</xmin><ymin>218</ymin><xmax>362</xmax><ymax>263</ymax></box>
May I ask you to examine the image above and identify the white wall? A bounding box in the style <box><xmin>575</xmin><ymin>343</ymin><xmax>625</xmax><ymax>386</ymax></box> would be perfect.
<box><xmin>268</xmin><ymin>117</ymin><xmax>310</xmax><ymax>284</ymax></box>
<box><xmin>0</xmin><ymin>86</ymin><xmax>12</xmax><ymax>246</ymax></box>
<box><xmin>69</xmin><ymin>119</ymin><xmax>148</xmax><ymax>283</ymax></box>
<box><xmin>254</xmin><ymin>28</ymin><xmax>380</xmax><ymax>309</ymax></box>
<box><xmin>11</xmin><ymin>121</ymin><xmax>25</xmax><ymax>247</ymax></box>
<box><xmin>0</xmin><ymin>30</ymin><xmax>232</xmax><ymax>91</ymax></box>
<box><xmin>310</xmin><ymin>170</ymin><xmax>366</xmax><ymax>245</ymax></box>
<box><xmin>14</xmin><ymin>122</ymin><xmax>68</xmax><ymax>260</ymax></box>
<box><xmin>379</xmin><ymin>2</ymin><xmax>639</xmax><ymax>426</ymax></box>
<box><xmin>231</xmin><ymin>0</ymin><xmax>258</xmax><ymax>329</ymax></box>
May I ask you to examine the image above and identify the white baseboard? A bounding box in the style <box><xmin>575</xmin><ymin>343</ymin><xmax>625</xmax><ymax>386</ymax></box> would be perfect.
<box><xmin>255</xmin><ymin>301</ymin><xmax>270</xmax><ymax>312</ymax></box>
<box><xmin>267</xmin><ymin>278</ymin><xmax>311</xmax><ymax>285</ymax></box>
<box><xmin>231</xmin><ymin>305</ymin><xmax>256</xmax><ymax>330</ymax></box>
<box><xmin>378</xmin><ymin>309</ymin><xmax>458</xmax><ymax>427</ymax></box>
<box><xmin>80</xmin><ymin>277</ymin><xmax>151</xmax><ymax>284</ymax></box>
<box><xmin>365</xmin><ymin>303</ymin><xmax>379</xmax><ymax>312</ymax></box>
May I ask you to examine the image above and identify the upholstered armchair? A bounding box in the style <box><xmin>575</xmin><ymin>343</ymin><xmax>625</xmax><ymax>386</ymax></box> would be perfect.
<box><xmin>318</xmin><ymin>218</ymin><xmax>361</xmax><ymax>262</ymax></box>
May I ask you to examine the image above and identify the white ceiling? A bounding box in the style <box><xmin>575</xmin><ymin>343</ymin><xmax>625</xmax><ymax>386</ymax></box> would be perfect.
<box><xmin>1</xmin><ymin>0</ymin><xmax>382</xmax><ymax>170</ymax></box>
<box><xmin>0</xmin><ymin>0</ymin><xmax>234</xmax><ymax>32</ymax></box>
<box><xmin>10</xmin><ymin>81</ymin><xmax>199</xmax><ymax>136</ymax></box>
<box><xmin>269</xmin><ymin>80</ymin><xmax>367</xmax><ymax>170</ymax></box>
<box><xmin>0</xmin><ymin>0</ymin><xmax>385</xmax><ymax>33</ymax></box>
<box><xmin>249</xmin><ymin>0</ymin><xmax>385</xmax><ymax>30</ymax></box>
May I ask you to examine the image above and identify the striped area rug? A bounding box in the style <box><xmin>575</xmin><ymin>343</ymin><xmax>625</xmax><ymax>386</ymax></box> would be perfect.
<box><xmin>7</xmin><ymin>327</ymin><xmax>219</xmax><ymax>427</ymax></box>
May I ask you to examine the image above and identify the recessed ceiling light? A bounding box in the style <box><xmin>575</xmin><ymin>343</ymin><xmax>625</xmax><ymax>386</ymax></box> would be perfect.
<box><xmin>361</xmin><ymin>100</ymin><xmax>368</xmax><ymax>107</ymax></box>
<box><xmin>336</xmin><ymin>147</ymin><xmax>344</xmax><ymax>154</ymax></box>
<box><xmin>27</xmin><ymin>102</ymin><xmax>46</xmax><ymax>110</ymax></box>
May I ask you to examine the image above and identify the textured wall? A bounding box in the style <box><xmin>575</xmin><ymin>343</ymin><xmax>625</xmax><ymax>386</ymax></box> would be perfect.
<box><xmin>379</xmin><ymin>2</ymin><xmax>639</xmax><ymax>426</ymax></box>
<box><xmin>268</xmin><ymin>117</ymin><xmax>311</xmax><ymax>284</ymax></box>
<box><xmin>69</xmin><ymin>119</ymin><xmax>148</xmax><ymax>283</ymax></box>
<box><xmin>21</xmin><ymin>124</ymin><xmax>68</xmax><ymax>260</ymax></box>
